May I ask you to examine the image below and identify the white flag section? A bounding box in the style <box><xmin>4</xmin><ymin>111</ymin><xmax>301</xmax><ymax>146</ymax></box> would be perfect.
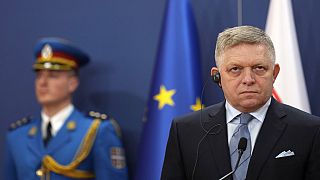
<box><xmin>266</xmin><ymin>0</ymin><xmax>311</xmax><ymax>113</ymax></box>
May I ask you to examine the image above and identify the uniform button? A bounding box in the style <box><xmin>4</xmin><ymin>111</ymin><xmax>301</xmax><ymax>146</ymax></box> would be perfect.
<box><xmin>36</xmin><ymin>169</ymin><xmax>43</xmax><ymax>176</ymax></box>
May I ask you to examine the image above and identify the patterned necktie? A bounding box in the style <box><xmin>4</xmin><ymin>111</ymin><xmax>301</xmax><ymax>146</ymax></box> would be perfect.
<box><xmin>44</xmin><ymin>121</ymin><xmax>52</xmax><ymax>146</ymax></box>
<box><xmin>230</xmin><ymin>113</ymin><xmax>253</xmax><ymax>180</ymax></box>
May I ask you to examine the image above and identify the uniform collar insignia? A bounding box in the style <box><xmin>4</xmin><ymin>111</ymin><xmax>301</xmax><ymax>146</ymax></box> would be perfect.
<box><xmin>28</xmin><ymin>126</ymin><xmax>37</xmax><ymax>137</ymax></box>
<box><xmin>67</xmin><ymin>121</ymin><xmax>76</xmax><ymax>131</ymax></box>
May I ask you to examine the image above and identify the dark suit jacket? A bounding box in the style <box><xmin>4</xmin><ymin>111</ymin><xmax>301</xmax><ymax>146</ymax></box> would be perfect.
<box><xmin>161</xmin><ymin>99</ymin><xmax>320</xmax><ymax>180</ymax></box>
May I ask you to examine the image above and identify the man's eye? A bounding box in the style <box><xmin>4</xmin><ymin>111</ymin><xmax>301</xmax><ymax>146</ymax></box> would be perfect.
<box><xmin>255</xmin><ymin>66</ymin><xmax>265</xmax><ymax>70</ymax></box>
<box><xmin>230</xmin><ymin>67</ymin><xmax>240</xmax><ymax>72</ymax></box>
<box><xmin>254</xmin><ymin>66</ymin><xmax>267</xmax><ymax>72</ymax></box>
<box><xmin>253</xmin><ymin>66</ymin><xmax>267</xmax><ymax>75</ymax></box>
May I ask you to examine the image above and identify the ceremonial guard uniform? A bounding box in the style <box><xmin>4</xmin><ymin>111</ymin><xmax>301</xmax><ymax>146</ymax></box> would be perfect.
<box><xmin>5</xmin><ymin>38</ymin><xmax>128</xmax><ymax>180</ymax></box>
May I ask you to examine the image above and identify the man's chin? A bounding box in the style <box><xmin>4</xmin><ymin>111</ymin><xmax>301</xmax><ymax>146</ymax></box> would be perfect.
<box><xmin>239</xmin><ymin>100</ymin><xmax>262</xmax><ymax>112</ymax></box>
<box><xmin>37</xmin><ymin>99</ymin><xmax>56</xmax><ymax>106</ymax></box>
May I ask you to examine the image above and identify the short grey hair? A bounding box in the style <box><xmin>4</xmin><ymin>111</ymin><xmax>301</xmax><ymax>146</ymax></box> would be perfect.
<box><xmin>215</xmin><ymin>25</ymin><xmax>275</xmax><ymax>68</ymax></box>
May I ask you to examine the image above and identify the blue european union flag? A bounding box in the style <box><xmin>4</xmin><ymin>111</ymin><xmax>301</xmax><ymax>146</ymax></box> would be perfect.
<box><xmin>135</xmin><ymin>0</ymin><xmax>202</xmax><ymax>179</ymax></box>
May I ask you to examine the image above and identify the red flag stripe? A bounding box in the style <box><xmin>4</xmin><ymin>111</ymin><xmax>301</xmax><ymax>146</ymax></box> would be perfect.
<box><xmin>272</xmin><ymin>88</ymin><xmax>282</xmax><ymax>103</ymax></box>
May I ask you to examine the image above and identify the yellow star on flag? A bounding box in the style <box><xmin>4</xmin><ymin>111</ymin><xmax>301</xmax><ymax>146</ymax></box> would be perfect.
<box><xmin>153</xmin><ymin>85</ymin><xmax>176</xmax><ymax>110</ymax></box>
<box><xmin>190</xmin><ymin>97</ymin><xmax>204</xmax><ymax>111</ymax></box>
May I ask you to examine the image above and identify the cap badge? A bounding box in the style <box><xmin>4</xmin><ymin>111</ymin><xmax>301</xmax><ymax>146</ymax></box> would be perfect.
<box><xmin>41</xmin><ymin>44</ymin><xmax>53</xmax><ymax>60</ymax></box>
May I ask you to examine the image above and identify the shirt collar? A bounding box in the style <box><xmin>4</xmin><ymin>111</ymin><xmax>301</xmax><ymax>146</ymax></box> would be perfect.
<box><xmin>225</xmin><ymin>98</ymin><xmax>271</xmax><ymax>123</ymax></box>
<box><xmin>41</xmin><ymin>104</ymin><xmax>74</xmax><ymax>136</ymax></box>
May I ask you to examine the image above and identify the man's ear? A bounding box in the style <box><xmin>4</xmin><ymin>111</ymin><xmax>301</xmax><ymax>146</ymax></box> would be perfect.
<box><xmin>211</xmin><ymin>67</ymin><xmax>219</xmax><ymax>77</ymax></box>
<box><xmin>273</xmin><ymin>64</ymin><xmax>280</xmax><ymax>83</ymax></box>
<box><xmin>211</xmin><ymin>67</ymin><xmax>221</xmax><ymax>87</ymax></box>
<box><xmin>68</xmin><ymin>76</ymin><xmax>79</xmax><ymax>93</ymax></box>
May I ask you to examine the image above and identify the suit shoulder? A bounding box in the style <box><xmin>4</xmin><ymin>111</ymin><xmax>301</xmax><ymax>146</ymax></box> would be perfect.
<box><xmin>87</xmin><ymin>110</ymin><xmax>122</xmax><ymax>137</ymax></box>
<box><xmin>278</xmin><ymin>103</ymin><xmax>320</xmax><ymax>125</ymax></box>
<box><xmin>174</xmin><ymin>101</ymin><xmax>224</xmax><ymax>124</ymax></box>
<box><xmin>8</xmin><ymin>116</ymin><xmax>33</xmax><ymax>131</ymax></box>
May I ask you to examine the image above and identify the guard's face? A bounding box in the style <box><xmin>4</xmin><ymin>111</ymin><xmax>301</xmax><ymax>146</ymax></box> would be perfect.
<box><xmin>212</xmin><ymin>43</ymin><xmax>280</xmax><ymax>112</ymax></box>
<box><xmin>35</xmin><ymin>70</ymin><xmax>78</xmax><ymax>107</ymax></box>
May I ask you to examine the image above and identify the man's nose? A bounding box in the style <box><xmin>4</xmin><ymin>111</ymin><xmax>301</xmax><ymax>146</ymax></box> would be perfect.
<box><xmin>241</xmin><ymin>69</ymin><xmax>255</xmax><ymax>85</ymax></box>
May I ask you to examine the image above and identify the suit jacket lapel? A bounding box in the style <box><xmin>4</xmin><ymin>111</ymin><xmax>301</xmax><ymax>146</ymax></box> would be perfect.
<box><xmin>203</xmin><ymin>102</ymin><xmax>232</xmax><ymax>177</ymax></box>
<box><xmin>247</xmin><ymin>99</ymin><xmax>287</xmax><ymax>180</ymax></box>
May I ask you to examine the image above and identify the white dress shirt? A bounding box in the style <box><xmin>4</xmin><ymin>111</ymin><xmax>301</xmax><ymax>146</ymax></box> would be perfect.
<box><xmin>41</xmin><ymin>104</ymin><xmax>74</xmax><ymax>138</ymax></box>
<box><xmin>225</xmin><ymin>98</ymin><xmax>271</xmax><ymax>152</ymax></box>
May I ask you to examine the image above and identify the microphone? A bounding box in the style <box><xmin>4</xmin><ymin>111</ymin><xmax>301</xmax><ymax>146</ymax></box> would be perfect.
<box><xmin>238</xmin><ymin>137</ymin><xmax>248</xmax><ymax>153</ymax></box>
<box><xmin>219</xmin><ymin>137</ymin><xmax>248</xmax><ymax>180</ymax></box>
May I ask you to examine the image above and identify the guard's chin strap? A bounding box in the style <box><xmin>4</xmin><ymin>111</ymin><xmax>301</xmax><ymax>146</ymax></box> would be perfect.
<box><xmin>37</xmin><ymin>119</ymin><xmax>101</xmax><ymax>179</ymax></box>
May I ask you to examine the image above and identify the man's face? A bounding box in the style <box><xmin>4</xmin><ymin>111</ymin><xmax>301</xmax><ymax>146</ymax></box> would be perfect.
<box><xmin>35</xmin><ymin>70</ymin><xmax>78</xmax><ymax>107</ymax></box>
<box><xmin>212</xmin><ymin>43</ymin><xmax>280</xmax><ymax>112</ymax></box>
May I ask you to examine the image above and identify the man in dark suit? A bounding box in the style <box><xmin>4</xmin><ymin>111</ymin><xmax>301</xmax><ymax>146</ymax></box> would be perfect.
<box><xmin>5</xmin><ymin>38</ymin><xmax>128</xmax><ymax>180</ymax></box>
<box><xmin>161</xmin><ymin>26</ymin><xmax>320</xmax><ymax>180</ymax></box>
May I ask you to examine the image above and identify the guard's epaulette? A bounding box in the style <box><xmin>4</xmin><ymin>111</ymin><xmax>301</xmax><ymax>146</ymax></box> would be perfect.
<box><xmin>87</xmin><ymin>111</ymin><xmax>110</xmax><ymax>120</ymax></box>
<box><xmin>87</xmin><ymin>111</ymin><xmax>122</xmax><ymax>138</ymax></box>
<box><xmin>8</xmin><ymin>116</ymin><xmax>32</xmax><ymax>131</ymax></box>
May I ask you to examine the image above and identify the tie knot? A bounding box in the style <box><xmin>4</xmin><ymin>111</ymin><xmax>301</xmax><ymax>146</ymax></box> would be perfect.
<box><xmin>240</xmin><ymin>113</ymin><xmax>253</xmax><ymax>125</ymax></box>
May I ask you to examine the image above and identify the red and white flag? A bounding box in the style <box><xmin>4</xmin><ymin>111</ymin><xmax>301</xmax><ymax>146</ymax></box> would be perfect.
<box><xmin>266</xmin><ymin>0</ymin><xmax>311</xmax><ymax>113</ymax></box>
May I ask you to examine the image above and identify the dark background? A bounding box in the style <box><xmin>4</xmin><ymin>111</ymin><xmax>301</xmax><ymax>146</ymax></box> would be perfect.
<box><xmin>1</xmin><ymin>0</ymin><xmax>319</xmax><ymax>179</ymax></box>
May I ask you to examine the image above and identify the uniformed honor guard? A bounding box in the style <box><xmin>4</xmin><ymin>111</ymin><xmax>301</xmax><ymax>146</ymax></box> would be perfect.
<box><xmin>5</xmin><ymin>38</ymin><xmax>128</xmax><ymax>180</ymax></box>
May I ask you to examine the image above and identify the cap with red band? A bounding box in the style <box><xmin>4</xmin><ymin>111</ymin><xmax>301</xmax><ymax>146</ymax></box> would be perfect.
<box><xmin>33</xmin><ymin>37</ymin><xmax>90</xmax><ymax>71</ymax></box>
